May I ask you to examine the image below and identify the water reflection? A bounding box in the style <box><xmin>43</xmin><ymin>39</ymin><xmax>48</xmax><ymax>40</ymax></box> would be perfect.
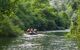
<box><xmin>0</xmin><ymin>32</ymin><xmax>78</xmax><ymax>50</ymax></box>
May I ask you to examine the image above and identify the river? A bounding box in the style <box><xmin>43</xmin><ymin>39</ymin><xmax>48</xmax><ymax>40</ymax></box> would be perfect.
<box><xmin>0</xmin><ymin>32</ymin><xmax>78</xmax><ymax>50</ymax></box>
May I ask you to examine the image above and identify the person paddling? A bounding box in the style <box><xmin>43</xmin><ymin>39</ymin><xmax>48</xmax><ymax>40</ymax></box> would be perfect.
<box><xmin>27</xmin><ymin>28</ymin><xmax>37</xmax><ymax>35</ymax></box>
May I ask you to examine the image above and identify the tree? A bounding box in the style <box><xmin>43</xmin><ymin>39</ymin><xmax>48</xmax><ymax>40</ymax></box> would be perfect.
<box><xmin>16</xmin><ymin>0</ymin><xmax>70</xmax><ymax>31</ymax></box>
<box><xmin>0</xmin><ymin>0</ymin><xmax>23</xmax><ymax>37</ymax></box>
<box><xmin>67</xmin><ymin>0</ymin><xmax>80</xmax><ymax>49</ymax></box>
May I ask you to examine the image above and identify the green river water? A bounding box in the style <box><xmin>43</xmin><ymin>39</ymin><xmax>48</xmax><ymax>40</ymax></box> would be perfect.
<box><xmin>0</xmin><ymin>32</ymin><xmax>78</xmax><ymax>50</ymax></box>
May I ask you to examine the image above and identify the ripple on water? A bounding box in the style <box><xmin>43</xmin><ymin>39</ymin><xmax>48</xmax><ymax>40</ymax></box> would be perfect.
<box><xmin>23</xmin><ymin>34</ymin><xmax>47</xmax><ymax>38</ymax></box>
<box><xmin>1</xmin><ymin>33</ymin><xmax>78</xmax><ymax>50</ymax></box>
<box><xmin>18</xmin><ymin>43</ymin><xmax>41</xmax><ymax>47</ymax></box>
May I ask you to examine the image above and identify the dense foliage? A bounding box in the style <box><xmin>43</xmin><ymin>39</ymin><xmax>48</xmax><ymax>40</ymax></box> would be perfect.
<box><xmin>16</xmin><ymin>0</ymin><xmax>70</xmax><ymax>31</ymax></box>
<box><xmin>0</xmin><ymin>0</ymin><xmax>23</xmax><ymax>37</ymax></box>
<box><xmin>0</xmin><ymin>0</ymin><xmax>71</xmax><ymax>37</ymax></box>
<box><xmin>67</xmin><ymin>0</ymin><xmax>80</xmax><ymax>49</ymax></box>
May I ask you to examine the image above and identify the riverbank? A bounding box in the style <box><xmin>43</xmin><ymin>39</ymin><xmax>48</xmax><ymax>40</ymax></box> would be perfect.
<box><xmin>37</xmin><ymin>29</ymin><xmax>70</xmax><ymax>34</ymax></box>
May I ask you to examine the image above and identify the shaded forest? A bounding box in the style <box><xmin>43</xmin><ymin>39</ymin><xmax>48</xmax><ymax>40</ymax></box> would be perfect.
<box><xmin>0</xmin><ymin>0</ymin><xmax>71</xmax><ymax>36</ymax></box>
